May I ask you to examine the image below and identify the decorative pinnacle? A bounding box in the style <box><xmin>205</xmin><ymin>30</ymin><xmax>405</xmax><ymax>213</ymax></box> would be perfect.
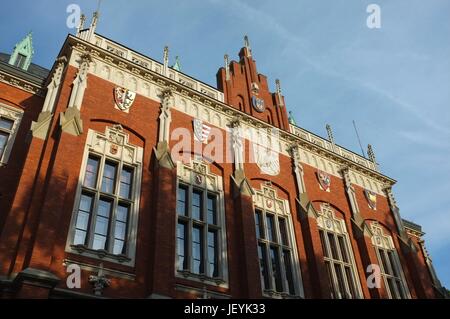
<box><xmin>244</xmin><ymin>35</ymin><xmax>251</xmax><ymax>57</ymax></box>
<box><xmin>367</xmin><ymin>144</ymin><xmax>376</xmax><ymax>163</ymax></box>
<box><xmin>326</xmin><ymin>124</ymin><xmax>335</xmax><ymax>144</ymax></box>
<box><xmin>224</xmin><ymin>54</ymin><xmax>230</xmax><ymax>80</ymax></box>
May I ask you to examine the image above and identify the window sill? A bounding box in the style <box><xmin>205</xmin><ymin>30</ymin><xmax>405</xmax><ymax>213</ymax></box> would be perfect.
<box><xmin>69</xmin><ymin>244</ymin><xmax>133</xmax><ymax>266</ymax></box>
<box><xmin>176</xmin><ymin>270</ymin><xmax>228</xmax><ymax>288</ymax></box>
<box><xmin>263</xmin><ymin>290</ymin><xmax>301</xmax><ymax>299</ymax></box>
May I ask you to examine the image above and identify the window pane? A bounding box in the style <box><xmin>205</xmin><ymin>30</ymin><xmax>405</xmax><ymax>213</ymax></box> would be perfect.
<box><xmin>177</xmin><ymin>222</ymin><xmax>187</xmax><ymax>270</ymax></box>
<box><xmin>101</xmin><ymin>161</ymin><xmax>117</xmax><ymax>194</ymax></box>
<box><xmin>319</xmin><ymin>230</ymin><xmax>328</xmax><ymax>257</ymax></box>
<box><xmin>270</xmin><ymin>246</ymin><xmax>283</xmax><ymax>292</ymax></box>
<box><xmin>255</xmin><ymin>210</ymin><xmax>264</xmax><ymax>239</ymax></box>
<box><xmin>92</xmin><ymin>234</ymin><xmax>107</xmax><ymax>250</ymax></box>
<box><xmin>114</xmin><ymin>221</ymin><xmax>127</xmax><ymax>240</ymax></box>
<box><xmin>266</xmin><ymin>214</ymin><xmax>276</xmax><ymax>243</ymax></box>
<box><xmin>208</xmin><ymin>230</ymin><xmax>218</xmax><ymax>277</ymax></box>
<box><xmin>345</xmin><ymin>266</ymin><xmax>357</xmax><ymax>299</ymax></box>
<box><xmin>0</xmin><ymin>132</ymin><xmax>9</xmax><ymax>159</ymax></box>
<box><xmin>283</xmin><ymin>250</ymin><xmax>295</xmax><ymax>295</ymax></box>
<box><xmin>328</xmin><ymin>233</ymin><xmax>339</xmax><ymax>260</ymax></box>
<box><xmin>83</xmin><ymin>157</ymin><xmax>99</xmax><ymax>188</ymax></box>
<box><xmin>74</xmin><ymin>229</ymin><xmax>87</xmax><ymax>246</ymax></box>
<box><xmin>119</xmin><ymin>166</ymin><xmax>133</xmax><ymax>199</ymax></box>
<box><xmin>338</xmin><ymin>236</ymin><xmax>349</xmax><ymax>263</ymax></box>
<box><xmin>177</xmin><ymin>185</ymin><xmax>187</xmax><ymax>216</ymax></box>
<box><xmin>75</xmin><ymin>211</ymin><xmax>90</xmax><ymax>230</ymax></box>
<box><xmin>94</xmin><ymin>216</ymin><xmax>109</xmax><ymax>235</ymax></box>
<box><xmin>258</xmin><ymin>243</ymin><xmax>270</xmax><ymax>290</ymax></box>
<box><xmin>387</xmin><ymin>277</ymin><xmax>399</xmax><ymax>299</ymax></box>
<box><xmin>192</xmin><ymin>226</ymin><xmax>203</xmax><ymax>274</ymax></box>
<box><xmin>116</xmin><ymin>204</ymin><xmax>128</xmax><ymax>222</ymax></box>
<box><xmin>325</xmin><ymin>261</ymin><xmax>336</xmax><ymax>298</ymax></box>
<box><xmin>113</xmin><ymin>239</ymin><xmax>125</xmax><ymax>255</ymax></box>
<box><xmin>279</xmin><ymin>218</ymin><xmax>289</xmax><ymax>246</ymax></box>
<box><xmin>379</xmin><ymin>249</ymin><xmax>391</xmax><ymax>276</ymax></box>
<box><xmin>396</xmin><ymin>279</ymin><xmax>406</xmax><ymax>299</ymax></box>
<box><xmin>79</xmin><ymin>194</ymin><xmax>93</xmax><ymax>213</ymax></box>
<box><xmin>97</xmin><ymin>199</ymin><xmax>112</xmax><ymax>217</ymax></box>
<box><xmin>334</xmin><ymin>264</ymin><xmax>347</xmax><ymax>299</ymax></box>
<box><xmin>192</xmin><ymin>190</ymin><xmax>202</xmax><ymax>221</ymax></box>
<box><xmin>0</xmin><ymin>118</ymin><xmax>14</xmax><ymax>130</ymax></box>
<box><xmin>387</xmin><ymin>251</ymin><xmax>399</xmax><ymax>277</ymax></box>
<box><xmin>92</xmin><ymin>199</ymin><xmax>111</xmax><ymax>250</ymax></box>
<box><xmin>207</xmin><ymin>194</ymin><xmax>217</xmax><ymax>225</ymax></box>
<box><xmin>74</xmin><ymin>193</ymin><xmax>93</xmax><ymax>246</ymax></box>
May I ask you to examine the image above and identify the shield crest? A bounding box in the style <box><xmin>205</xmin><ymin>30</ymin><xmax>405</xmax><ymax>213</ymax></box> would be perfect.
<box><xmin>364</xmin><ymin>189</ymin><xmax>377</xmax><ymax>210</ymax></box>
<box><xmin>114</xmin><ymin>87</ymin><xmax>136</xmax><ymax>111</ymax></box>
<box><xmin>252</xmin><ymin>143</ymin><xmax>280</xmax><ymax>176</ymax></box>
<box><xmin>317</xmin><ymin>170</ymin><xmax>331</xmax><ymax>191</ymax></box>
<box><xmin>252</xmin><ymin>96</ymin><xmax>265</xmax><ymax>113</ymax></box>
<box><xmin>193</xmin><ymin>119</ymin><xmax>211</xmax><ymax>144</ymax></box>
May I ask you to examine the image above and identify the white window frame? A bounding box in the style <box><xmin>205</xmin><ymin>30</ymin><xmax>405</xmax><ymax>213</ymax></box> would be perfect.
<box><xmin>253</xmin><ymin>183</ymin><xmax>305</xmax><ymax>299</ymax></box>
<box><xmin>371</xmin><ymin>222</ymin><xmax>411</xmax><ymax>299</ymax></box>
<box><xmin>0</xmin><ymin>103</ymin><xmax>23</xmax><ymax>166</ymax></box>
<box><xmin>65</xmin><ymin>125</ymin><xmax>143</xmax><ymax>267</ymax></box>
<box><xmin>175</xmin><ymin>160</ymin><xmax>229</xmax><ymax>289</ymax></box>
<box><xmin>317</xmin><ymin>203</ymin><xmax>364</xmax><ymax>299</ymax></box>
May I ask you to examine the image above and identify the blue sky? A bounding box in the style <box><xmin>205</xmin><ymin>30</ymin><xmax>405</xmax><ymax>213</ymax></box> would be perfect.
<box><xmin>1</xmin><ymin>0</ymin><xmax>449</xmax><ymax>289</ymax></box>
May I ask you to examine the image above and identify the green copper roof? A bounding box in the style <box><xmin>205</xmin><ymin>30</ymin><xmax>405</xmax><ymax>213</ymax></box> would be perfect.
<box><xmin>8</xmin><ymin>32</ymin><xmax>34</xmax><ymax>71</ymax></box>
<box><xmin>171</xmin><ymin>56</ymin><xmax>181</xmax><ymax>71</ymax></box>
<box><xmin>288</xmin><ymin>111</ymin><xmax>297</xmax><ymax>125</ymax></box>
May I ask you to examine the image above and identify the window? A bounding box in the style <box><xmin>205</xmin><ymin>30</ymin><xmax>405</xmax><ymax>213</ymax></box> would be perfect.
<box><xmin>253</xmin><ymin>185</ymin><xmax>303</xmax><ymax>297</ymax></box>
<box><xmin>73</xmin><ymin>154</ymin><xmax>134</xmax><ymax>256</ymax></box>
<box><xmin>0</xmin><ymin>118</ymin><xmax>14</xmax><ymax>159</ymax></box>
<box><xmin>177</xmin><ymin>184</ymin><xmax>220</xmax><ymax>278</ymax></box>
<box><xmin>68</xmin><ymin>126</ymin><xmax>143</xmax><ymax>266</ymax></box>
<box><xmin>371</xmin><ymin>222</ymin><xmax>410</xmax><ymax>299</ymax></box>
<box><xmin>317</xmin><ymin>204</ymin><xmax>362</xmax><ymax>299</ymax></box>
<box><xmin>0</xmin><ymin>105</ymin><xmax>22</xmax><ymax>165</ymax></box>
<box><xmin>14</xmin><ymin>53</ymin><xmax>27</xmax><ymax>69</ymax></box>
<box><xmin>175</xmin><ymin>161</ymin><xmax>228</xmax><ymax>287</ymax></box>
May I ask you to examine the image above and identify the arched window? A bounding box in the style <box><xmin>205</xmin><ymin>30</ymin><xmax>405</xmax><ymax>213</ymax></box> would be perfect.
<box><xmin>317</xmin><ymin>203</ymin><xmax>363</xmax><ymax>299</ymax></box>
<box><xmin>253</xmin><ymin>184</ymin><xmax>304</xmax><ymax>298</ymax></box>
<box><xmin>67</xmin><ymin>125</ymin><xmax>143</xmax><ymax>266</ymax></box>
<box><xmin>371</xmin><ymin>222</ymin><xmax>410</xmax><ymax>299</ymax></box>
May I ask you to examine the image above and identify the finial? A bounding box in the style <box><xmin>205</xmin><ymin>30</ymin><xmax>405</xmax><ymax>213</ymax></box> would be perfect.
<box><xmin>367</xmin><ymin>144</ymin><xmax>376</xmax><ymax>163</ymax></box>
<box><xmin>275</xmin><ymin>79</ymin><xmax>284</xmax><ymax>106</ymax></box>
<box><xmin>163</xmin><ymin>46</ymin><xmax>169</xmax><ymax>75</ymax></box>
<box><xmin>275</xmin><ymin>79</ymin><xmax>281</xmax><ymax>95</ymax></box>
<box><xmin>224</xmin><ymin>54</ymin><xmax>230</xmax><ymax>81</ymax></box>
<box><xmin>76</xmin><ymin>14</ymin><xmax>86</xmax><ymax>36</ymax></box>
<box><xmin>86</xmin><ymin>11</ymin><xmax>99</xmax><ymax>43</ymax></box>
<box><xmin>326</xmin><ymin>124</ymin><xmax>335</xmax><ymax>144</ymax></box>
<box><xmin>288</xmin><ymin>111</ymin><xmax>297</xmax><ymax>126</ymax></box>
<box><xmin>244</xmin><ymin>35</ymin><xmax>251</xmax><ymax>57</ymax></box>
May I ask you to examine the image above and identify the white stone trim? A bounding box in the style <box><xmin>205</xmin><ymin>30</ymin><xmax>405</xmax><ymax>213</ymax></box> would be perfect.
<box><xmin>370</xmin><ymin>222</ymin><xmax>411</xmax><ymax>299</ymax></box>
<box><xmin>65</xmin><ymin>126</ymin><xmax>143</xmax><ymax>267</ymax></box>
<box><xmin>252</xmin><ymin>184</ymin><xmax>305</xmax><ymax>298</ymax></box>
<box><xmin>0</xmin><ymin>103</ymin><xmax>23</xmax><ymax>165</ymax></box>
<box><xmin>317</xmin><ymin>203</ymin><xmax>364</xmax><ymax>299</ymax></box>
<box><xmin>175</xmin><ymin>159</ymin><xmax>229</xmax><ymax>289</ymax></box>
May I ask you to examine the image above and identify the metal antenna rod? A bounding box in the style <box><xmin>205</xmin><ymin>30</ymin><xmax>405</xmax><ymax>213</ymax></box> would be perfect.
<box><xmin>352</xmin><ymin>120</ymin><xmax>366</xmax><ymax>158</ymax></box>
<box><xmin>96</xmin><ymin>0</ymin><xmax>103</xmax><ymax>12</ymax></box>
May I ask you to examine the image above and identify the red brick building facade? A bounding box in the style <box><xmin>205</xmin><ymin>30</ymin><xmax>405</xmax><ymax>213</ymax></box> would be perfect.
<box><xmin>0</xmin><ymin>18</ymin><xmax>445</xmax><ymax>299</ymax></box>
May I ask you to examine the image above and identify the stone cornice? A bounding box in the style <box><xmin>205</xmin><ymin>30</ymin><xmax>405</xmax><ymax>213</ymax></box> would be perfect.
<box><xmin>0</xmin><ymin>67</ymin><xmax>45</xmax><ymax>97</ymax></box>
